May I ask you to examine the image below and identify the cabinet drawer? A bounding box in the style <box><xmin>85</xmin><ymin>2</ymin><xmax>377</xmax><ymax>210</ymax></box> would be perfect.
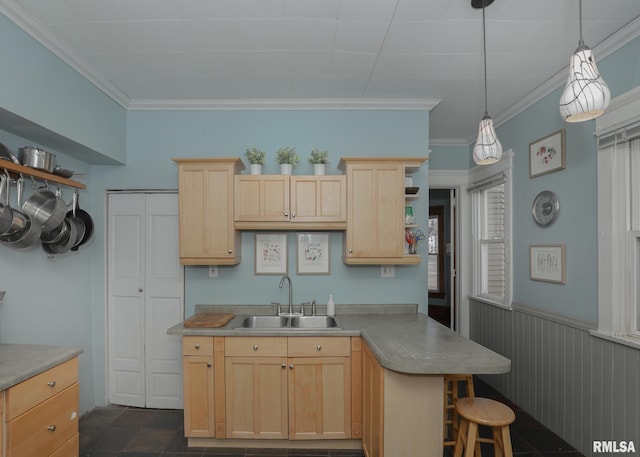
<box><xmin>7</xmin><ymin>383</ymin><xmax>79</xmax><ymax>457</ymax></box>
<box><xmin>49</xmin><ymin>433</ymin><xmax>79</xmax><ymax>457</ymax></box>
<box><xmin>288</xmin><ymin>336</ymin><xmax>351</xmax><ymax>357</ymax></box>
<box><xmin>183</xmin><ymin>336</ymin><xmax>214</xmax><ymax>356</ymax></box>
<box><xmin>5</xmin><ymin>358</ymin><xmax>78</xmax><ymax>421</ymax></box>
<box><xmin>225</xmin><ymin>337</ymin><xmax>287</xmax><ymax>357</ymax></box>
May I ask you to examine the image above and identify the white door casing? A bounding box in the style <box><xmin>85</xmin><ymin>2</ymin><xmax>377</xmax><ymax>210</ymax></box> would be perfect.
<box><xmin>107</xmin><ymin>192</ymin><xmax>184</xmax><ymax>408</ymax></box>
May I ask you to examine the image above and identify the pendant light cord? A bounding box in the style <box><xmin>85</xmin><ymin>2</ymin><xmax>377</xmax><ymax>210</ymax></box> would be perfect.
<box><xmin>482</xmin><ymin>1</ymin><xmax>488</xmax><ymax>116</ymax></box>
<box><xmin>578</xmin><ymin>0</ymin><xmax>584</xmax><ymax>46</ymax></box>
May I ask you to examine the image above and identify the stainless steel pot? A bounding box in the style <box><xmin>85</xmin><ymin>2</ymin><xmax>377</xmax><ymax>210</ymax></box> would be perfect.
<box><xmin>19</xmin><ymin>146</ymin><xmax>55</xmax><ymax>172</ymax></box>
<box><xmin>0</xmin><ymin>178</ymin><xmax>41</xmax><ymax>248</ymax></box>
<box><xmin>22</xmin><ymin>185</ymin><xmax>66</xmax><ymax>232</ymax></box>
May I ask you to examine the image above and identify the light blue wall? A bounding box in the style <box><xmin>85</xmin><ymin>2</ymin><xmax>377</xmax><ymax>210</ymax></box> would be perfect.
<box><xmin>0</xmin><ymin>14</ymin><xmax>126</xmax><ymax>164</ymax></box>
<box><xmin>86</xmin><ymin>109</ymin><xmax>431</xmax><ymax>405</ymax></box>
<box><xmin>431</xmin><ymin>35</ymin><xmax>640</xmax><ymax>324</ymax></box>
<box><xmin>0</xmin><ymin>130</ymin><xmax>95</xmax><ymax>412</ymax></box>
<box><xmin>428</xmin><ymin>144</ymin><xmax>471</xmax><ymax>170</ymax></box>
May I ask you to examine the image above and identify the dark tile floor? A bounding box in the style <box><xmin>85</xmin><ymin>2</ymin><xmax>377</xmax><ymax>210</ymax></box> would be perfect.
<box><xmin>79</xmin><ymin>378</ymin><xmax>584</xmax><ymax>457</ymax></box>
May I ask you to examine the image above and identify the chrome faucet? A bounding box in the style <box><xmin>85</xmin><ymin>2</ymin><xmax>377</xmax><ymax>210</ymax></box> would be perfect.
<box><xmin>278</xmin><ymin>275</ymin><xmax>293</xmax><ymax>316</ymax></box>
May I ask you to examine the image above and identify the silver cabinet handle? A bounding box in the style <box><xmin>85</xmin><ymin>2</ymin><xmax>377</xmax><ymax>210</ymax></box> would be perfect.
<box><xmin>138</xmin><ymin>288</ymin><xmax>143</xmax><ymax>292</ymax></box>
<box><xmin>348</xmin><ymin>248</ymin><xmax>353</xmax><ymax>254</ymax></box>
<box><xmin>228</xmin><ymin>249</ymin><xmax>233</xmax><ymax>254</ymax></box>
<box><xmin>289</xmin><ymin>364</ymin><xmax>294</xmax><ymax>369</ymax></box>
<box><xmin>316</xmin><ymin>345</ymin><xmax>322</xmax><ymax>351</ymax></box>
<box><xmin>195</xmin><ymin>344</ymin><xmax>200</xmax><ymax>349</ymax></box>
<box><xmin>47</xmin><ymin>380</ymin><xmax>56</xmax><ymax>388</ymax></box>
<box><xmin>282</xmin><ymin>363</ymin><xmax>286</xmax><ymax>369</ymax></box>
<box><xmin>47</xmin><ymin>425</ymin><xmax>56</xmax><ymax>432</ymax></box>
<box><xmin>284</xmin><ymin>211</ymin><xmax>288</xmax><ymax>217</ymax></box>
<box><xmin>291</xmin><ymin>212</ymin><xmax>296</xmax><ymax>218</ymax></box>
<box><xmin>253</xmin><ymin>344</ymin><xmax>259</xmax><ymax>351</ymax></box>
<box><xmin>207</xmin><ymin>362</ymin><xmax>212</xmax><ymax>368</ymax></box>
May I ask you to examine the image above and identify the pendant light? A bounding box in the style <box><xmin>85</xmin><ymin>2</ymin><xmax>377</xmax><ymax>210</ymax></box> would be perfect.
<box><xmin>559</xmin><ymin>0</ymin><xmax>610</xmax><ymax>122</ymax></box>
<box><xmin>472</xmin><ymin>0</ymin><xmax>502</xmax><ymax>166</ymax></box>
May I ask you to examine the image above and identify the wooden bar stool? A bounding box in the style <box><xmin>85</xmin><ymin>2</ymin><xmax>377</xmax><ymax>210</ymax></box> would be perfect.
<box><xmin>443</xmin><ymin>374</ymin><xmax>475</xmax><ymax>450</ymax></box>
<box><xmin>453</xmin><ymin>397</ymin><xmax>515</xmax><ymax>457</ymax></box>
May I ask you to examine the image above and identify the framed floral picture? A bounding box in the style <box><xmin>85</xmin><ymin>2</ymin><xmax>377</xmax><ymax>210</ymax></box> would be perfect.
<box><xmin>529</xmin><ymin>129</ymin><xmax>566</xmax><ymax>178</ymax></box>
<box><xmin>255</xmin><ymin>233</ymin><xmax>287</xmax><ymax>275</ymax></box>
<box><xmin>297</xmin><ymin>233</ymin><xmax>330</xmax><ymax>274</ymax></box>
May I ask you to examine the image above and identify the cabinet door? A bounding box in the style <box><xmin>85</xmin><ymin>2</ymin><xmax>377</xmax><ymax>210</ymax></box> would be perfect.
<box><xmin>182</xmin><ymin>356</ymin><xmax>215</xmax><ymax>437</ymax></box>
<box><xmin>345</xmin><ymin>163</ymin><xmax>404</xmax><ymax>260</ymax></box>
<box><xmin>288</xmin><ymin>357</ymin><xmax>351</xmax><ymax>440</ymax></box>
<box><xmin>290</xmin><ymin>176</ymin><xmax>346</xmax><ymax>222</ymax></box>
<box><xmin>225</xmin><ymin>357</ymin><xmax>288</xmax><ymax>439</ymax></box>
<box><xmin>177</xmin><ymin>161</ymin><xmax>240</xmax><ymax>264</ymax></box>
<box><xmin>234</xmin><ymin>176</ymin><xmax>289</xmax><ymax>222</ymax></box>
<box><xmin>1</xmin><ymin>391</ymin><xmax>4</xmax><ymax>457</ymax></box>
<box><xmin>362</xmin><ymin>344</ymin><xmax>384</xmax><ymax>457</ymax></box>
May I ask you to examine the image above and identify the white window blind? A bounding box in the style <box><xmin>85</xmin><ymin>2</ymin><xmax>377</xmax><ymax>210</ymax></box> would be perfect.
<box><xmin>469</xmin><ymin>166</ymin><xmax>511</xmax><ymax>308</ymax></box>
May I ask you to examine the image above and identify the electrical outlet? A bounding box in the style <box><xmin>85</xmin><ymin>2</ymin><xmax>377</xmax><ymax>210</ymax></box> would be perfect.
<box><xmin>208</xmin><ymin>266</ymin><xmax>218</xmax><ymax>278</ymax></box>
<box><xmin>381</xmin><ymin>265</ymin><xmax>395</xmax><ymax>278</ymax></box>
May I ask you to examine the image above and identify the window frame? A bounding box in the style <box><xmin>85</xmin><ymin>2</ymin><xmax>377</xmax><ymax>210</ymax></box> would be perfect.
<box><xmin>469</xmin><ymin>152</ymin><xmax>513</xmax><ymax>310</ymax></box>
<box><xmin>593</xmin><ymin>86</ymin><xmax>640</xmax><ymax>348</ymax></box>
<box><xmin>428</xmin><ymin>205</ymin><xmax>445</xmax><ymax>298</ymax></box>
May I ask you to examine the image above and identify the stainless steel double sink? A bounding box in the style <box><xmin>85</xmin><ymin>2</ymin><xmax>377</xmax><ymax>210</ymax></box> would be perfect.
<box><xmin>236</xmin><ymin>315</ymin><xmax>341</xmax><ymax>330</ymax></box>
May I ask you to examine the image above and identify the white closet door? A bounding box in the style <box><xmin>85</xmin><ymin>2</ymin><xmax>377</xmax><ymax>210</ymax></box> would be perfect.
<box><xmin>108</xmin><ymin>192</ymin><xmax>184</xmax><ymax>408</ymax></box>
<box><xmin>145</xmin><ymin>193</ymin><xmax>184</xmax><ymax>409</ymax></box>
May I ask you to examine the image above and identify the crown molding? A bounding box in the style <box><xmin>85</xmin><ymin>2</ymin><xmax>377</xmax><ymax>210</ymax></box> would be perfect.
<box><xmin>127</xmin><ymin>98</ymin><xmax>441</xmax><ymax>111</ymax></box>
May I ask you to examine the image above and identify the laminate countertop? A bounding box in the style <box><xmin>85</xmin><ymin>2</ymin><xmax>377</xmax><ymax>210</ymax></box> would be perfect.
<box><xmin>168</xmin><ymin>306</ymin><xmax>510</xmax><ymax>376</ymax></box>
<box><xmin>0</xmin><ymin>344</ymin><xmax>83</xmax><ymax>391</ymax></box>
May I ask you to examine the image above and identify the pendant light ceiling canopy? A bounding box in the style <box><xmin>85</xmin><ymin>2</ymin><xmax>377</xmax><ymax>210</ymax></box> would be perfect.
<box><xmin>559</xmin><ymin>0</ymin><xmax>611</xmax><ymax>122</ymax></box>
<box><xmin>472</xmin><ymin>0</ymin><xmax>502</xmax><ymax>166</ymax></box>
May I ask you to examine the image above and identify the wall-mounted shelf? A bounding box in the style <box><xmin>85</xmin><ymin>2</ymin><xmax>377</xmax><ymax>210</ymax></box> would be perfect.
<box><xmin>0</xmin><ymin>160</ymin><xmax>86</xmax><ymax>189</ymax></box>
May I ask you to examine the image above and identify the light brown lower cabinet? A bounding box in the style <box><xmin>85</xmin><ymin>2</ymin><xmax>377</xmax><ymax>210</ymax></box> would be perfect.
<box><xmin>3</xmin><ymin>357</ymin><xmax>79</xmax><ymax>457</ymax></box>
<box><xmin>181</xmin><ymin>335</ymin><xmax>361</xmax><ymax>443</ymax></box>
<box><xmin>182</xmin><ymin>336</ymin><xmax>215</xmax><ymax>437</ymax></box>
<box><xmin>225</xmin><ymin>336</ymin><xmax>352</xmax><ymax>440</ymax></box>
<box><xmin>361</xmin><ymin>342</ymin><xmax>444</xmax><ymax>457</ymax></box>
<box><xmin>1</xmin><ymin>390</ymin><xmax>4</xmax><ymax>457</ymax></box>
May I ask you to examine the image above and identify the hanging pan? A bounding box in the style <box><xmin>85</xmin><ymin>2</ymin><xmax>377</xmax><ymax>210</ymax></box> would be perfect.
<box><xmin>0</xmin><ymin>177</ymin><xmax>41</xmax><ymax>248</ymax></box>
<box><xmin>67</xmin><ymin>191</ymin><xmax>93</xmax><ymax>251</ymax></box>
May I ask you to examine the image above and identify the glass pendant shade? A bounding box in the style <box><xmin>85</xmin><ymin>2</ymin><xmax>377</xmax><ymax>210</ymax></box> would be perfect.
<box><xmin>473</xmin><ymin>114</ymin><xmax>502</xmax><ymax>165</ymax></box>
<box><xmin>559</xmin><ymin>45</ymin><xmax>611</xmax><ymax>122</ymax></box>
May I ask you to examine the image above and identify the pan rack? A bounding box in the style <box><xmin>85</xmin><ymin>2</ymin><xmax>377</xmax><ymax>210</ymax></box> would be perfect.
<box><xmin>0</xmin><ymin>160</ymin><xmax>86</xmax><ymax>189</ymax></box>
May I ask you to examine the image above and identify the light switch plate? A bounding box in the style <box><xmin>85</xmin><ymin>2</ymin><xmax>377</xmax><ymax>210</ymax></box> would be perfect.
<box><xmin>208</xmin><ymin>266</ymin><xmax>218</xmax><ymax>278</ymax></box>
<box><xmin>381</xmin><ymin>265</ymin><xmax>395</xmax><ymax>278</ymax></box>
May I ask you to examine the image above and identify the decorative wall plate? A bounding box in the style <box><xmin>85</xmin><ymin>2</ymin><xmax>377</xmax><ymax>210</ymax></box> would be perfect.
<box><xmin>532</xmin><ymin>191</ymin><xmax>560</xmax><ymax>227</ymax></box>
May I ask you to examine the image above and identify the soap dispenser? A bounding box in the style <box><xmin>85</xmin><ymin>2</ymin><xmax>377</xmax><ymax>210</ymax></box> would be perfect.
<box><xmin>327</xmin><ymin>294</ymin><xmax>335</xmax><ymax>316</ymax></box>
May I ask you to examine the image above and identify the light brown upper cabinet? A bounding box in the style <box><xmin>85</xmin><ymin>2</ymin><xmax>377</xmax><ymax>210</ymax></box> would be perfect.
<box><xmin>173</xmin><ymin>158</ymin><xmax>244</xmax><ymax>265</ymax></box>
<box><xmin>339</xmin><ymin>157</ymin><xmax>427</xmax><ymax>265</ymax></box>
<box><xmin>234</xmin><ymin>175</ymin><xmax>346</xmax><ymax>230</ymax></box>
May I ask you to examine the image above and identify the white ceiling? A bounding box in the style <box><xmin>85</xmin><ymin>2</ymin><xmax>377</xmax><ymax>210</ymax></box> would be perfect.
<box><xmin>3</xmin><ymin>0</ymin><xmax>640</xmax><ymax>144</ymax></box>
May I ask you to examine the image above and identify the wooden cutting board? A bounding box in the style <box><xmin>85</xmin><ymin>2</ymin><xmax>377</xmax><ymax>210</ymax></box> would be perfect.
<box><xmin>183</xmin><ymin>313</ymin><xmax>234</xmax><ymax>328</ymax></box>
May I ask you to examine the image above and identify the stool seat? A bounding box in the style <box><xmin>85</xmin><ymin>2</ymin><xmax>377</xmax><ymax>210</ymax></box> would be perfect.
<box><xmin>454</xmin><ymin>397</ymin><xmax>515</xmax><ymax>457</ymax></box>
<box><xmin>456</xmin><ymin>397</ymin><xmax>515</xmax><ymax>427</ymax></box>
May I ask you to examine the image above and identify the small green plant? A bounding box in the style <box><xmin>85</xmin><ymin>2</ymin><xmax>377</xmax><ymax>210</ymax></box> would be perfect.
<box><xmin>244</xmin><ymin>147</ymin><xmax>265</xmax><ymax>165</ymax></box>
<box><xmin>308</xmin><ymin>148</ymin><xmax>329</xmax><ymax>164</ymax></box>
<box><xmin>276</xmin><ymin>146</ymin><xmax>299</xmax><ymax>167</ymax></box>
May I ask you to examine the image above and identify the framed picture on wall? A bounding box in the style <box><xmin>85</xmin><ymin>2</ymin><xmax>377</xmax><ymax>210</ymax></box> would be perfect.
<box><xmin>529</xmin><ymin>244</ymin><xmax>566</xmax><ymax>284</ymax></box>
<box><xmin>297</xmin><ymin>233</ymin><xmax>330</xmax><ymax>275</ymax></box>
<box><xmin>529</xmin><ymin>129</ymin><xmax>566</xmax><ymax>178</ymax></box>
<box><xmin>255</xmin><ymin>233</ymin><xmax>287</xmax><ymax>275</ymax></box>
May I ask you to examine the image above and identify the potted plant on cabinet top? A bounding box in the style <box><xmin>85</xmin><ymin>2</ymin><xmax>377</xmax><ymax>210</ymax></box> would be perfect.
<box><xmin>244</xmin><ymin>147</ymin><xmax>266</xmax><ymax>175</ymax></box>
<box><xmin>309</xmin><ymin>148</ymin><xmax>329</xmax><ymax>175</ymax></box>
<box><xmin>276</xmin><ymin>146</ymin><xmax>299</xmax><ymax>175</ymax></box>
